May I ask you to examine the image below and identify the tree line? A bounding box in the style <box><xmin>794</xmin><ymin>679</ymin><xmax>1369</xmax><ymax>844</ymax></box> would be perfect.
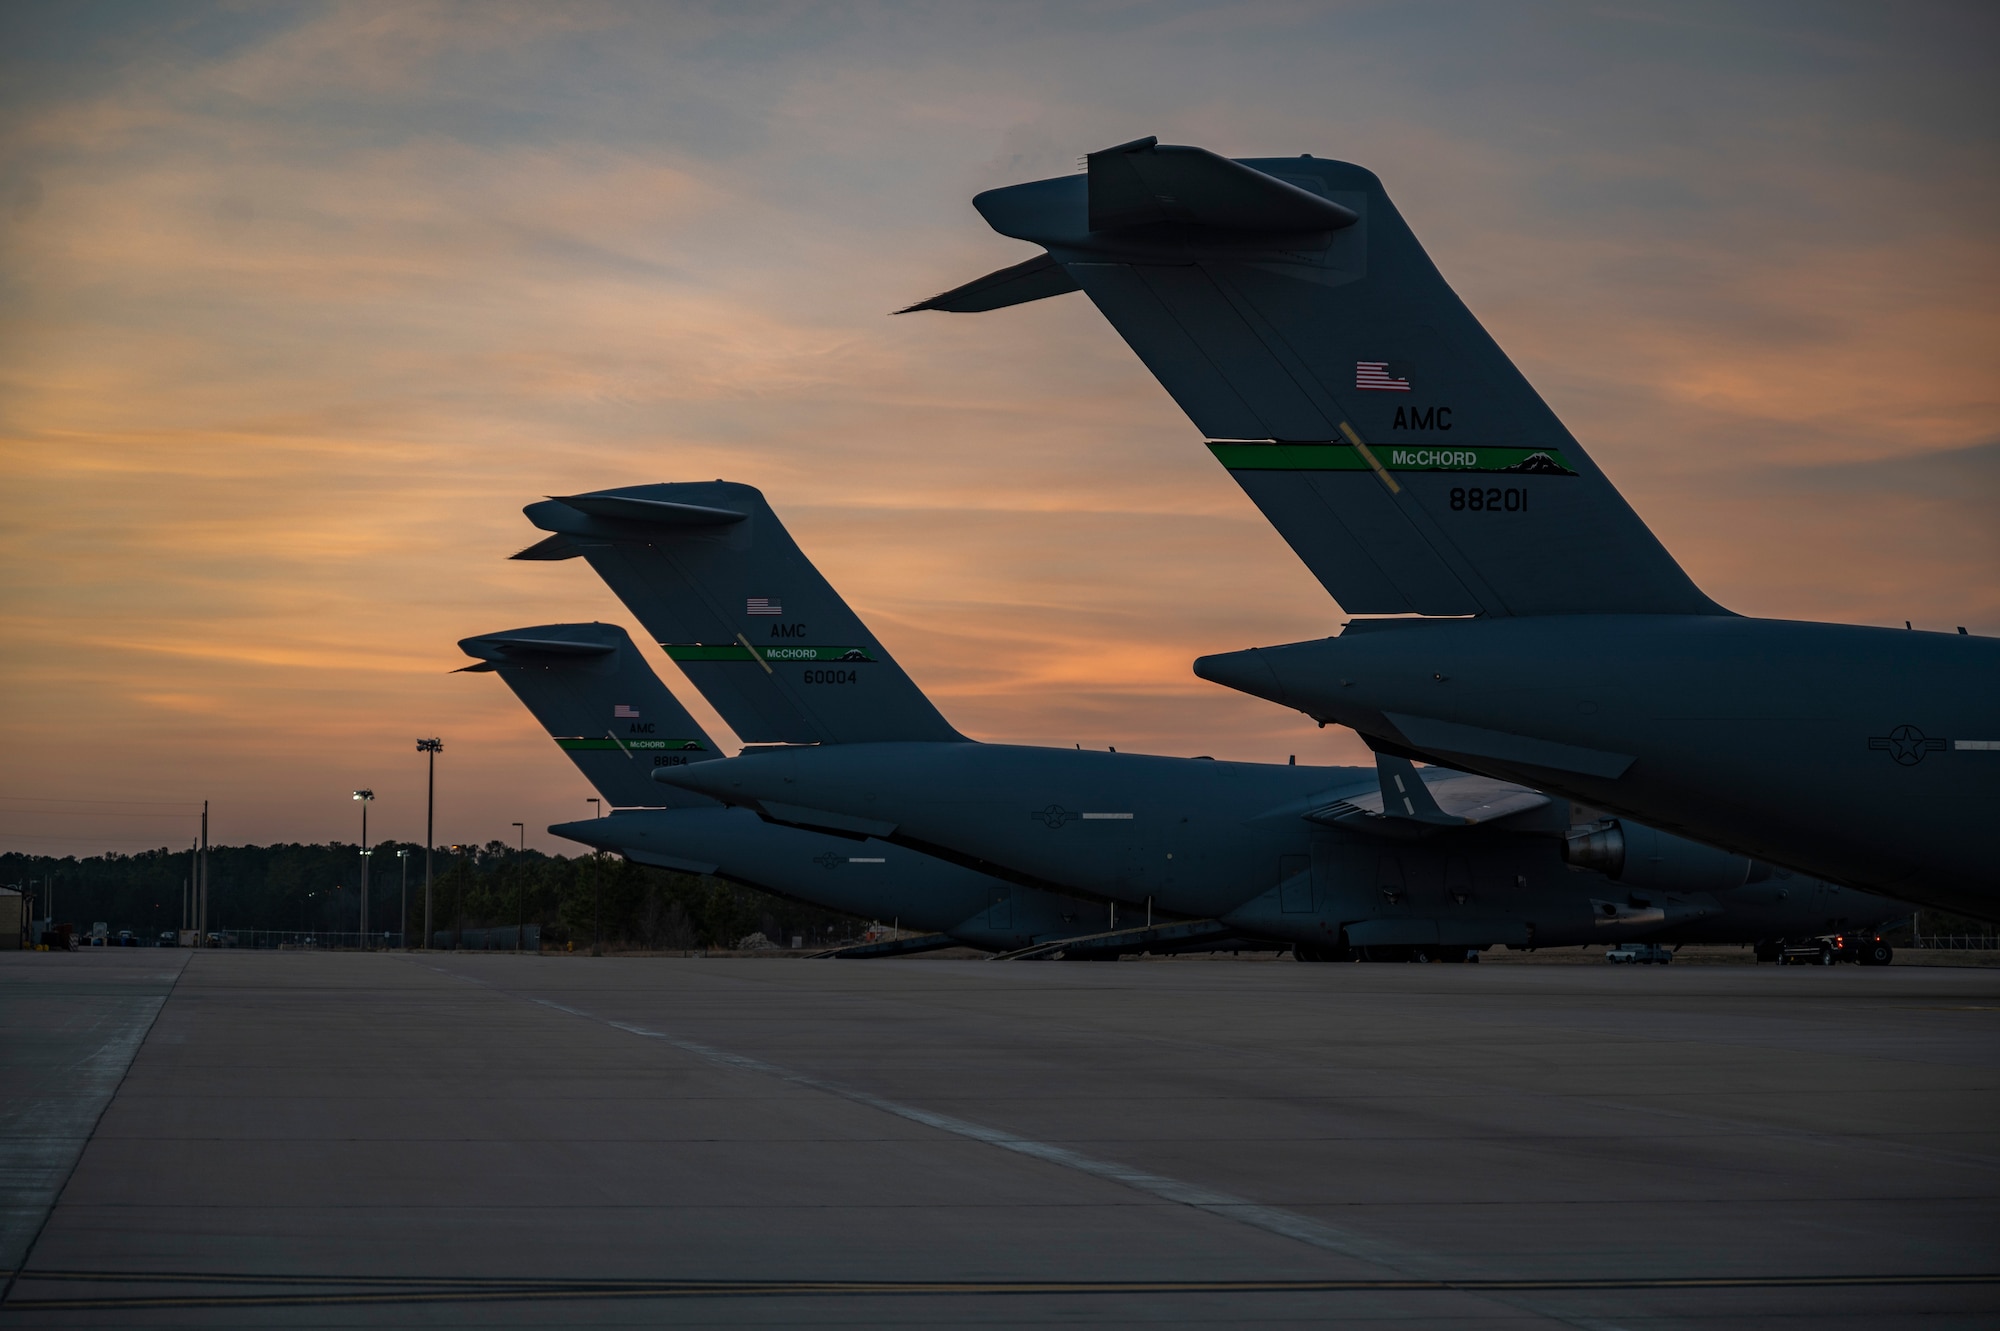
<box><xmin>2</xmin><ymin>842</ymin><xmax>866</xmax><ymax>951</ymax></box>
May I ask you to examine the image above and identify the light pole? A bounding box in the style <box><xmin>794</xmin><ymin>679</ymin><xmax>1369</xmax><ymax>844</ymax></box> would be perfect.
<box><xmin>416</xmin><ymin>739</ymin><xmax>441</xmax><ymax>949</ymax></box>
<box><xmin>352</xmin><ymin>790</ymin><xmax>374</xmax><ymax>945</ymax></box>
<box><xmin>587</xmin><ymin>797</ymin><xmax>602</xmax><ymax>957</ymax></box>
<box><xmin>397</xmin><ymin>848</ymin><xmax>412</xmax><ymax>949</ymax></box>
<box><xmin>511</xmin><ymin>821</ymin><xmax>526</xmax><ymax>954</ymax></box>
<box><xmin>448</xmin><ymin>844</ymin><xmax>466</xmax><ymax>950</ymax></box>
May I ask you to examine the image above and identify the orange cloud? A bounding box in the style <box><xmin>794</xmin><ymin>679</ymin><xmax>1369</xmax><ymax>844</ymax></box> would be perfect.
<box><xmin>2</xmin><ymin>4</ymin><xmax>1993</xmax><ymax>852</ymax></box>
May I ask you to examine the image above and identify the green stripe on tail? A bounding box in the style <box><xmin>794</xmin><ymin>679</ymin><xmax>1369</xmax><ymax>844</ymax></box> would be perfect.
<box><xmin>1208</xmin><ymin>442</ymin><xmax>1577</xmax><ymax>475</ymax></box>
<box><xmin>555</xmin><ymin>737</ymin><xmax>707</xmax><ymax>752</ymax></box>
<box><xmin>662</xmin><ymin>644</ymin><xmax>876</xmax><ymax>664</ymax></box>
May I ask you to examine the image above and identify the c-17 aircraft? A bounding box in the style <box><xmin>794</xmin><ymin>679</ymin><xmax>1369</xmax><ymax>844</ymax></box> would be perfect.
<box><xmin>517</xmin><ymin>480</ymin><xmax>1903</xmax><ymax>959</ymax></box>
<box><xmin>907</xmin><ymin>135</ymin><xmax>1999</xmax><ymax>918</ymax></box>
<box><xmin>456</xmin><ymin>620</ymin><xmax>1109</xmax><ymax>956</ymax></box>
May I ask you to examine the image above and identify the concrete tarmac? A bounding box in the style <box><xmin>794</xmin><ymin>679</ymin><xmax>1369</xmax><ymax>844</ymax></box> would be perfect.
<box><xmin>0</xmin><ymin>948</ymin><xmax>1995</xmax><ymax>1327</ymax></box>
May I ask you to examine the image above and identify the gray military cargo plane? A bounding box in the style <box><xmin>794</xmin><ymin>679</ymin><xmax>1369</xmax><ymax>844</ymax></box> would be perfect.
<box><xmin>518</xmin><ymin>482</ymin><xmax>1904</xmax><ymax>957</ymax></box>
<box><xmin>456</xmin><ymin>621</ymin><xmax>1105</xmax><ymax>955</ymax></box>
<box><xmin>909</xmin><ymin>136</ymin><xmax>1998</xmax><ymax>918</ymax></box>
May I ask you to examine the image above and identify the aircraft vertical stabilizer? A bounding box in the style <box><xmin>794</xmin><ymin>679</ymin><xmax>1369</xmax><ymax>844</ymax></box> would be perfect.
<box><xmin>515</xmin><ymin>484</ymin><xmax>963</xmax><ymax>746</ymax></box>
<box><xmin>912</xmin><ymin>138</ymin><xmax>1725</xmax><ymax>619</ymax></box>
<box><xmin>457</xmin><ymin>622</ymin><xmax>720</xmax><ymax>809</ymax></box>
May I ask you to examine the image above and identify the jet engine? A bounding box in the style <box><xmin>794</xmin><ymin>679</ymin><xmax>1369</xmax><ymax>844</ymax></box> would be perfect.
<box><xmin>1562</xmin><ymin>820</ymin><xmax>1753</xmax><ymax>892</ymax></box>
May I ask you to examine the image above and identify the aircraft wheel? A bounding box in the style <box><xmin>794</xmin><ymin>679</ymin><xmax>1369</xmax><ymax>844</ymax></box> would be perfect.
<box><xmin>1862</xmin><ymin>941</ymin><xmax>1893</xmax><ymax>966</ymax></box>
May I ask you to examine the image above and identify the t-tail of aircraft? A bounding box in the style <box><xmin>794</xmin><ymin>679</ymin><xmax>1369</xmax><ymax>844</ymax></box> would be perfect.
<box><xmin>514</xmin><ymin>483</ymin><xmax>962</xmax><ymax>746</ymax></box>
<box><xmin>456</xmin><ymin>622</ymin><xmax>721</xmax><ymax>810</ymax></box>
<box><xmin>910</xmin><ymin>137</ymin><xmax>1723</xmax><ymax>619</ymax></box>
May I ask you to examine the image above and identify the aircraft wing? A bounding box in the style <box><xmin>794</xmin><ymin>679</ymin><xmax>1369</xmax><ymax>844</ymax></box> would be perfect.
<box><xmin>1305</xmin><ymin>756</ymin><xmax>1549</xmax><ymax>836</ymax></box>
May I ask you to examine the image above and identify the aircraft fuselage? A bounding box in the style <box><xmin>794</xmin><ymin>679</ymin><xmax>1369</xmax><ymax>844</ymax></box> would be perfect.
<box><xmin>1194</xmin><ymin>615</ymin><xmax>1998</xmax><ymax>916</ymax></box>
<box><xmin>658</xmin><ymin>742</ymin><xmax>1906</xmax><ymax>949</ymax></box>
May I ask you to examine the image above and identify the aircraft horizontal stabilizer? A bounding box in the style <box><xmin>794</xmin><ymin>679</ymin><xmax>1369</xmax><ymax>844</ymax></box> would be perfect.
<box><xmin>906</xmin><ymin>138</ymin><xmax>1360</xmax><ymax>320</ymax></box>
<box><xmin>548</xmin><ymin>493</ymin><xmax>747</xmax><ymax>528</ymax></box>
<box><xmin>459</xmin><ymin>632</ymin><xmax>619</xmax><ymax>661</ymax></box>
<box><xmin>898</xmin><ymin>253</ymin><xmax>1080</xmax><ymax>314</ymax></box>
<box><xmin>1083</xmin><ymin>136</ymin><xmax>1356</xmax><ymax>234</ymax></box>
<box><xmin>511</xmin><ymin>534</ymin><xmax>581</xmax><ymax>561</ymax></box>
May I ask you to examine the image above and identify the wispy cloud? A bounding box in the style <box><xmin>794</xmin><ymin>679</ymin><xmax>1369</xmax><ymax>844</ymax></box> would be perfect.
<box><xmin>1</xmin><ymin>0</ymin><xmax>1993</xmax><ymax>851</ymax></box>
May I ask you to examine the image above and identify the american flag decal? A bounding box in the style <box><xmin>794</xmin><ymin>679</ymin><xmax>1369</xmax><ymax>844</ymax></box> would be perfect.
<box><xmin>746</xmin><ymin>597</ymin><xmax>782</xmax><ymax>616</ymax></box>
<box><xmin>614</xmin><ymin>704</ymin><xmax>640</xmax><ymax>718</ymax></box>
<box><xmin>1355</xmin><ymin>361</ymin><xmax>1411</xmax><ymax>392</ymax></box>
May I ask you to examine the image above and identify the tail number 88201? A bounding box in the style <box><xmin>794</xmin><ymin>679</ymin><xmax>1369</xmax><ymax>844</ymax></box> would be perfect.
<box><xmin>1449</xmin><ymin>486</ymin><xmax>1529</xmax><ymax>513</ymax></box>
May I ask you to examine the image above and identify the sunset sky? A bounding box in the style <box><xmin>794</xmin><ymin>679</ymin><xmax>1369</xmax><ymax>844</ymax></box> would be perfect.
<box><xmin>3</xmin><ymin>1</ymin><xmax>1994</xmax><ymax>858</ymax></box>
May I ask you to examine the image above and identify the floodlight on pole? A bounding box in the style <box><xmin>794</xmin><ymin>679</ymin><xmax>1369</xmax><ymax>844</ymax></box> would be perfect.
<box><xmin>416</xmin><ymin>739</ymin><xmax>442</xmax><ymax>949</ymax></box>
<box><xmin>352</xmin><ymin>790</ymin><xmax>374</xmax><ymax>942</ymax></box>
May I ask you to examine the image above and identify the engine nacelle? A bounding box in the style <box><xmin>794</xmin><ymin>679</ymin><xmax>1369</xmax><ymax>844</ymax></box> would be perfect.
<box><xmin>1563</xmin><ymin>819</ymin><xmax>1752</xmax><ymax>893</ymax></box>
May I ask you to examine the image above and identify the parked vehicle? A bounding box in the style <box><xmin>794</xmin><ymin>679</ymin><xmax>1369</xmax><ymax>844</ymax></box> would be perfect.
<box><xmin>1756</xmin><ymin>934</ymin><xmax>1894</xmax><ymax>966</ymax></box>
<box><xmin>1606</xmin><ymin>943</ymin><xmax>1673</xmax><ymax>965</ymax></box>
<box><xmin>1836</xmin><ymin>934</ymin><xmax>1896</xmax><ymax>966</ymax></box>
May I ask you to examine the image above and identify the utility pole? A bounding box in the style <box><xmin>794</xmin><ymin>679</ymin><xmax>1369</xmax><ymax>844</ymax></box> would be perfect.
<box><xmin>352</xmin><ymin>790</ymin><xmax>374</xmax><ymax>946</ymax></box>
<box><xmin>511</xmin><ymin>822</ymin><xmax>525</xmax><ymax>954</ymax></box>
<box><xmin>199</xmin><ymin>800</ymin><xmax>209</xmax><ymax>945</ymax></box>
<box><xmin>452</xmin><ymin>844</ymin><xmax>466</xmax><ymax>950</ymax></box>
<box><xmin>587</xmin><ymin>797</ymin><xmax>602</xmax><ymax>957</ymax></box>
<box><xmin>417</xmin><ymin>739</ymin><xmax>441</xmax><ymax>949</ymax></box>
<box><xmin>397</xmin><ymin>849</ymin><xmax>411</xmax><ymax>949</ymax></box>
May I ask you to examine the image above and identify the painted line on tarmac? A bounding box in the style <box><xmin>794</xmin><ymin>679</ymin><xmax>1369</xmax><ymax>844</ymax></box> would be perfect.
<box><xmin>520</xmin><ymin>995</ymin><xmax>1426</xmax><ymax>1272</ymax></box>
<box><xmin>0</xmin><ymin>955</ymin><xmax>187</xmax><ymax>1305</ymax></box>
<box><xmin>433</xmin><ymin>967</ymin><xmax>1625</xmax><ymax>1329</ymax></box>
<box><xmin>6</xmin><ymin>1270</ymin><xmax>1995</xmax><ymax>1313</ymax></box>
